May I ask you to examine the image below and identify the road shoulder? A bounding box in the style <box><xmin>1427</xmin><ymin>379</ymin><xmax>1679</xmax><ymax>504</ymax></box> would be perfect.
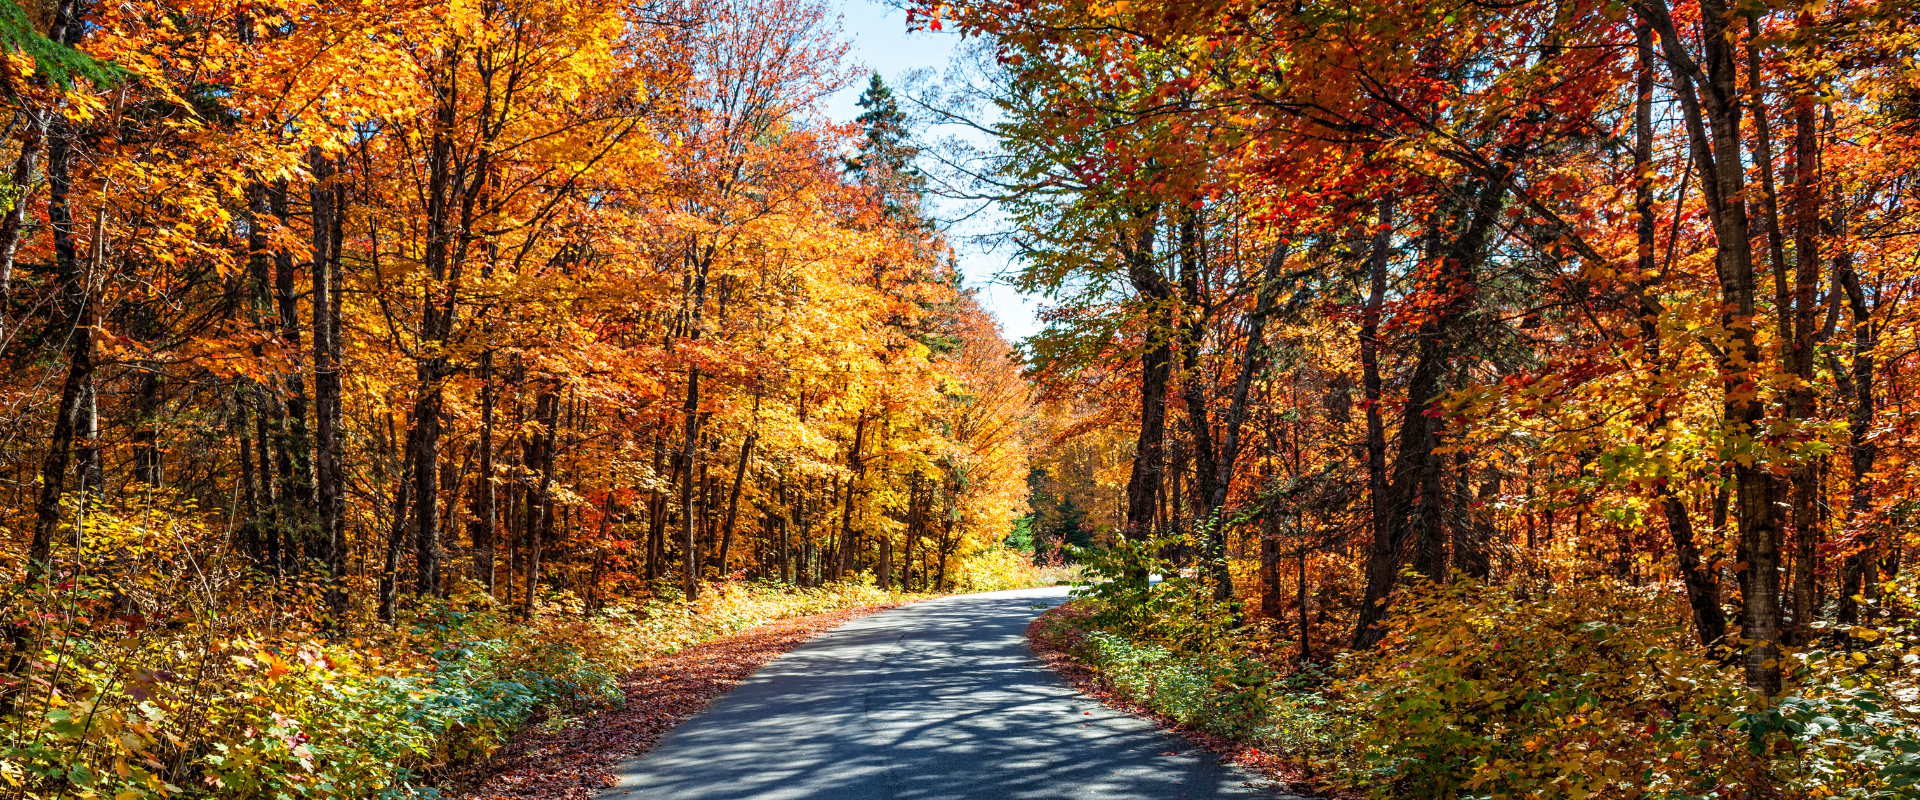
<box><xmin>449</xmin><ymin>601</ymin><xmax>911</xmax><ymax>800</ymax></box>
<box><xmin>1026</xmin><ymin>601</ymin><xmax>1330</xmax><ymax>799</ymax></box>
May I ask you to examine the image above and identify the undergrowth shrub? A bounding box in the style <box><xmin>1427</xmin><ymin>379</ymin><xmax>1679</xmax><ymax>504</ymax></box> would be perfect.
<box><xmin>1340</xmin><ymin>578</ymin><xmax>1920</xmax><ymax>799</ymax></box>
<box><xmin>951</xmin><ymin>543</ymin><xmax>1072</xmax><ymax>592</ymax></box>
<box><xmin>0</xmin><ymin>501</ymin><xmax>919</xmax><ymax>800</ymax></box>
<box><xmin>1338</xmin><ymin>579</ymin><xmax>1753</xmax><ymax>798</ymax></box>
<box><xmin>1055</xmin><ymin>538</ymin><xmax>1920</xmax><ymax>799</ymax></box>
<box><xmin>1057</xmin><ymin>538</ymin><xmax>1360</xmax><ymax>772</ymax></box>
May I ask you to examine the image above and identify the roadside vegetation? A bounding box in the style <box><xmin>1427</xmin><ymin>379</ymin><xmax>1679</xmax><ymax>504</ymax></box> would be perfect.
<box><xmin>1036</xmin><ymin>544</ymin><xmax>1920</xmax><ymax>798</ymax></box>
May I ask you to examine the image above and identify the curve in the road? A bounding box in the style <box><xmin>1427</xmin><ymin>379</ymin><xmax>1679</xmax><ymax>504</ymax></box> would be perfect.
<box><xmin>602</xmin><ymin>586</ymin><xmax>1315</xmax><ymax>800</ymax></box>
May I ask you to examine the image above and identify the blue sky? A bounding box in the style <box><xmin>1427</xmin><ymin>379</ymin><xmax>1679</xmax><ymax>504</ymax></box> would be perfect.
<box><xmin>823</xmin><ymin>0</ymin><xmax>1043</xmax><ymax>344</ymax></box>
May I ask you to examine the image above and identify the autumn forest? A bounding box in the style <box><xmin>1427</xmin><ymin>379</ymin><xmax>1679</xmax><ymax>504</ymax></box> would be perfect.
<box><xmin>3</xmin><ymin>0</ymin><xmax>1920</xmax><ymax>796</ymax></box>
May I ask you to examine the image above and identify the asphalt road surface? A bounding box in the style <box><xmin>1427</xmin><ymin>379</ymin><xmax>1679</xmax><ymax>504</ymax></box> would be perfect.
<box><xmin>603</xmin><ymin>586</ymin><xmax>1314</xmax><ymax>800</ymax></box>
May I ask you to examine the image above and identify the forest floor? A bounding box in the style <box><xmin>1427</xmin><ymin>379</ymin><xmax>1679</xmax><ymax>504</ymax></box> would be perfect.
<box><xmin>446</xmin><ymin>600</ymin><xmax>915</xmax><ymax>800</ymax></box>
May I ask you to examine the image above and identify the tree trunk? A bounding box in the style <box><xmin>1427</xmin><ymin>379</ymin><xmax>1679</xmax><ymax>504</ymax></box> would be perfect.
<box><xmin>1835</xmin><ymin>214</ymin><xmax>1875</xmax><ymax>626</ymax></box>
<box><xmin>0</xmin><ymin>106</ymin><xmax>49</xmax><ymax>309</ymax></box>
<box><xmin>474</xmin><ymin>351</ymin><xmax>498</xmax><ymax>592</ymax></box>
<box><xmin>904</xmin><ymin>477</ymin><xmax>920</xmax><ymax>592</ymax></box>
<box><xmin>1122</xmin><ymin>214</ymin><xmax>1169</xmax><ymax>588</ymax></box>
<box><xmin>717</xmin><ymin>432</ymin><xmax>755</xmax><ymax>576</ymax></box>
<box><xmin>379</xmin><ymin>425</ymin><xmax>418</xmax><ymax>621</ymax></box>
<box><xmin>1353</xmin><ymin>199</ymin><xmax>1397</xmax><ymax>648</ymax></box>
<box><xmin>525</xmin><ymin>387</ymin><xmax>560</xmax><ymax>615</ymax></box>
<box><xmin>27</xmin><ymin>306</ymin><xmax>92</xmax><ymax>579</ymax></box>
<box><xmin>1641</xmin><ymin>0</ymin><xmax>1780</xmax><ymax>693</ymax></box>
<box><xmin>1296</xmin><ymin>549</ymin><xmax>1311</xmax><ymax>663</ymax></box>
<box><xmin>257</xmin><ymin>391</ymin><xmax>282</xmax><ymax>578</ymax></box>
<box><xmin>1786</xmin><ymin>46</ymin><xmax>1822</xmax><ymax>645</ymax></box>
<box><xmin>1632</xmin><ymin>22</ymin><xmax>1728</xmax><ymax>648</ymax></box>
<box><xmin>793</xmin><ymin>477</ymin><xmax>811</xmax><ymax>586</ymax></box>
<box><xmin>238</xmin><ymin>392</ymin><xmax>262</xmax><ymax>564</ymax></box>
<box><xmin>269</xmin><ymin>182</ymin><xmax>316</xmax><ymax>564</ymax></box>
<box><xmin>309</xmin><ymin>149</ymin><xmax>346</xmax><ymax>620</ymax></box>
<box><xmin>130</xmin><ymin>371</ymin><xmax>162</xmax><ymax>488</ymax></box>
<box><xmin>1259</xmin><ymin>490</ymin><xmax>1284</xmax><ymax>620</ymax></box>
<box><xmin>836</xmin><ymin>416</ymin><xmax>870</xmax><ymax>582</ymax></box>
<box><xmin>1355</xmin><ymin>172</ymin><xmax>1505</xmax><ymax>646</ymax></box>
<box><xmin>1204</xmin><ymin>239</ymin><xmax>1289</xmax><ymax>602</ymax></box>
<box><xmin>410</xmin><ymin>49</ymin><xmax>463</xmax><ymax>600</ymax></box>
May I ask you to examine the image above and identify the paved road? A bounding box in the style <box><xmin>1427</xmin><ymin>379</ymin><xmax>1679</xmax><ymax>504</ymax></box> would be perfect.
<box><xmin>604</xmin><ymin>586</ymin><xmax>1311</xmax><ymax>800</ymax></box>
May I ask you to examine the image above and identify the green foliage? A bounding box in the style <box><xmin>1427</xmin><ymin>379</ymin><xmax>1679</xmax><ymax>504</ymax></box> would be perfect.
<box><xmin>0</xmin><ymin>595</ymin><xmax>629</xmax><ymax>800</ymax></box>
<box><xmin>1072</xmin><ymin>536</ymin><xmax>1234</xmax><ymax>646</ymax></box>
<box><xmin>1022</xmin><ymin>467</ymin><xmax>1104</xmax><ymax>564</ymax></box>
<box><xmin>1758</xmin><ymin>597</ymin><xmax>1920</xmax><ymax>800</ymax></box>
<box><xmin>1006</xmin><ymin>513</ymin><xmax>1036</xmax><ymax>553</ymax></box>
<box><xmin>1061</xmin><ymin>540</ymin><xmax>1358</xmax><ymax>768</ymax></box>
<box><xmin>0</xmin><ymin>1</ymin><xmax>125</xmax><ymax>89</ymax></box>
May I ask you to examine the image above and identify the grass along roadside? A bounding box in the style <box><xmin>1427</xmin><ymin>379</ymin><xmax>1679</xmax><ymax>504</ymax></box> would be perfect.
<box><xmin>1025</xmin><ymin>601</ymin><xmax>1345</xmax><ymax>799</ymax></box>
<box><xmin>448</xmin><ymin>597</ymin><xmax>916</xmax><ymax>800</ymax></box>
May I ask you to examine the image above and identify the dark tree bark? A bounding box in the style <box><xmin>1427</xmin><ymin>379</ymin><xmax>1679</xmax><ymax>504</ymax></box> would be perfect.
<box><xmin>410</xmin><ymin>48</ymin><xmax>465</xmax><ymax>600</ymax></box>
<box><xmin>1354</xmin><ymin>173</ymin><xmax>1506</xmax><ymax>647</ymax></box>
<box><xmin>1259</xmin><ymin>478</ymin><xmax>1284</xmax><ymax>621</ymax></box>
<box><xmin>310</xmin><ymin>149</ymin><xmax>346</xmax><ymax>620</ymax></box>
<box><xmin>28</xmin><ymin>311</ymin><xmax>91</xmax><ymax>579</ymax></box>
<box><xmin>836</xmin><ymin>415</ymin><xmax>870</xmax><ymax>582</ymax></box>
<box><xmin>473</xmin><ymin>351</ymin><xmax>498</xmax><ymax>591</ymax></box>
<box><xmin>129</xmin><ymin>370</ymin><xmax>162</xmax><ymax>488</ymax></box>
<box><xmin>679</xmin><ymin>248</ymin><xmax>711</xmax><ymax>600</ymax></box>
<box><xmin>1786</xmin><ymin>59</ymin><xmax>1822</xmax><ymax>646</ymax></box>
<box><xmin>1454</xmin><ymin>470</ymin><xmax>1497</xmax><ymax>581</ymax></box>
<box><xmin>269</xmin><ymin>182</ymin><xmax>316</xmax><ymax>566</ymax></box>
<box><xmin>0</xmin><ymin>105</ymin><xmax>50</xmax><ymax>307</ymax></box>
<box><xmin>647</xmin><ymin>441</ymin><xmax>674</xmax><ymax>585</ymax></box>
<box><xmin>778</xmin><ymin>475</ymin><xmax>794</xmax><ymax>584</ymax></box>
<box><xmin>903</xmin><ymin>476</ymin><xmax>921</xmax><ymax>592</ymax></box>
<box><xmin>1122</xmin><ymin>215</ymin><xmax>1170</xmax><ymax>588</ymax></box>
<box><xmin>524</xmin><ymin>386</ymin><xmax>560</xmax><ymax>615</ymax></box>
<box><xmin>717</xmin><ymin>432</ymin><xmax>755</xmax><ymax>576</ymax></box>
<box><xmin>1173</xmin><ymin>208</ymin><xmax>1226</xmax><ymax>595</ymax></box>
<box><xmin>794</xmin><ymin>476</ymin><xmax>812</xmax><ymax>586</ymax></box>
<box><xmin>1353</xmin><ymin>199</ymin><xmax>1397</xmax><ymax>648</ymax></box>
<box><xmin>27</xmin><ymin>100</ymin><xmax>97</xmax><ymax>579</ymax></box>
<box><xmin>256</xmin><ymin>390</ymin><xmax>282</xmax><ymax>578</ymax></box>
<box><xmin>1203</xmin><ymin>240</ymin><xmax>1289</xmax><ymax>603</ymax></box>
<box><xmin>1640</xmin><ymin>0</ymin><xmax>1781</xmax><ymax>692</ymax></box>
<box><xmin>237</xmin><ymin>392</ymin><xmax>262</xmax><ymax>564</ymax></box>
<box><xmin>1835</xmin><ymin>214</ymin><xmax>1875</xmax><ymax>626</ymax></box>
<box><xmin>379</xmin><ymin>424</ymin><xmax>418</xmax><ymax>621</ymax></box>
<box><xmin>1630</xmin><ymin>22</ymin><xmax>1728</xmax><ymax>649</ymax></box>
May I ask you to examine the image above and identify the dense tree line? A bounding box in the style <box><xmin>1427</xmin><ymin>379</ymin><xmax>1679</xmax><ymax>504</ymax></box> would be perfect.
<box><xmin>0</xmin><ymin>0</ymin><xmax>1030</xmax><ymax>634</ymax></box>
<box><xmin>931</xmin><ymin>0</ymin><xmax>1920</xmax><ymax>697</ymax></box>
